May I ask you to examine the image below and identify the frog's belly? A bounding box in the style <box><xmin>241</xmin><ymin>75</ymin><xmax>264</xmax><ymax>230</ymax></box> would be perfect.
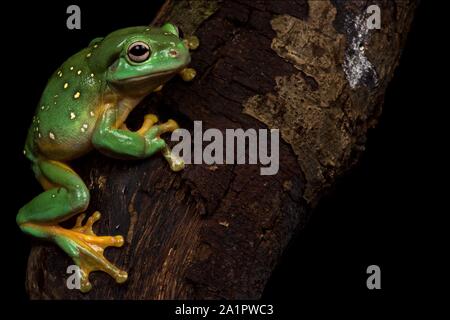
<box><xmin>37</xmin><ymin>134</ymin><xmax>94</xmax><ymax>161</ymax></box>
<box><xmin>33</xmin><ymin>117</ymin><xmax>97</xmax><ymax>161</ymax></box>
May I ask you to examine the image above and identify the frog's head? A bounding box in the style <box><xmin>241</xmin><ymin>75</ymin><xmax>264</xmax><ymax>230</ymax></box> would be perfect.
<box><xmin>88</xmin><ymin>24</ymin><xmax>191</xmax><ymax>96</ymax></box>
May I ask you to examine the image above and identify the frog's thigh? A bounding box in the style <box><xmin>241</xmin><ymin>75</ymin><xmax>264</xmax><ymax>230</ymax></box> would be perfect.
<box><xmin>16</xmin><ymin>159</ymin><xmax>90</xmax><ymax>226</ymax></box>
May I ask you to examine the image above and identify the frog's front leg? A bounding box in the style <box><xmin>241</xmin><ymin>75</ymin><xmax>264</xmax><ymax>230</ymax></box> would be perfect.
<box><xmin>16</xmin><ymin>159</ymin><xmax>127</xmax><ymax>292</ymax></box>
<box><xmin>136</xmin><ymin>114</ymin><xmax>185</xmax><ymax>171</ymax></box>
<box><xmin>92</xmin><ymin>107</ymin><xmax>167</xmax><ymax>159</ymax></box>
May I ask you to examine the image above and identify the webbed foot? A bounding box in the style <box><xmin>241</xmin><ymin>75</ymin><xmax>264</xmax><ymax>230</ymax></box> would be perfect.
<box><xmin>52</xmin><ymin>211</ymin><xmax>127</xmax><ymax>292</ymax></box>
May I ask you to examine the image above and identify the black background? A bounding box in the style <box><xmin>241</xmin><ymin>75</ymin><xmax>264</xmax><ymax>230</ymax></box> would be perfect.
<box><xmin>2</xmin><ymin>0</ymin><xmax>443</xmax><ymax>315</ymax></box>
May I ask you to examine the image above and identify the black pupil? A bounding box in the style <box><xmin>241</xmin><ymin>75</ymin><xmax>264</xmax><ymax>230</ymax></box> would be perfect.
<box><xmin>130</xmin><ymin>44</ymin><xmax>148</xmax><ymax>56</ymax></box>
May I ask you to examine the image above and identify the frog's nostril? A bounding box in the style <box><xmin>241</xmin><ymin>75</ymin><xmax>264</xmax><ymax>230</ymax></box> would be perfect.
<box><xmin>169</xmin><ymin>50</ymin><xmax>178</xmax><ymax>57</ymax></box>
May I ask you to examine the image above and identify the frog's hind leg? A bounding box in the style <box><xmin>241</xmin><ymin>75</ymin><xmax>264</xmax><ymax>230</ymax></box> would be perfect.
<box><xmin>16</xmin><ymin>159</ymin><xmax>127</xmax><ymax>292</ymax></box>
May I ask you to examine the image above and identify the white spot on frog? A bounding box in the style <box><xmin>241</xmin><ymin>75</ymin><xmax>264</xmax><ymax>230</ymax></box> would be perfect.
<box><xmin>70</xmin><ymin>112</ymin><xmax>76</xmax><ymax>119</ymax></box>
<box><xmin>77</xmin><ymin>70</ymin><xmax>82</xmax><ymax>75</ymax></box>
<box><xmin>74</xmin><ymin>92</ymin><xmax>81</xmax><ymax>99</ymax></box>
<box><xmin>89</xmin><ymin>111</ymin><xmax>95</xmax><ymax>117</ymax></box>
<box><xmin>64</xmin><ymin>82</ymin><xmax>69</xmax><ymax>89</ymax></box>
<box><xmin>49</xmin><ymin>132</ymin><xmax>56</xmax><ymax>140</ymax></box>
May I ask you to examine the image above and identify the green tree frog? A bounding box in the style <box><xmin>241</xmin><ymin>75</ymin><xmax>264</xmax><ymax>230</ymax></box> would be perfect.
<box><xmin>17</xmin><ymin>24</ymin><xmax>198</xmax><ymax>292</ymax></box>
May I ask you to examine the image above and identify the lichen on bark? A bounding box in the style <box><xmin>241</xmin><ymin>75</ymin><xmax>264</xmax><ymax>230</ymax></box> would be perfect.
<box><xmin>243</xmin><ymin>0</ymin><xmax>351</xmax><ymax>203</ymax></box>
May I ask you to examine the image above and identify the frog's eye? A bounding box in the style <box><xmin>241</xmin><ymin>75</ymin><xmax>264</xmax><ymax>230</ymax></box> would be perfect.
<box><xmin>127</xmin><ymin>42</ymin><xmax>151</xmax><ymax>62</ymax></box>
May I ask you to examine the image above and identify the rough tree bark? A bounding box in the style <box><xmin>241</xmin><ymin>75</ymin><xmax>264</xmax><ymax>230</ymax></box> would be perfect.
<box><xmin>26</xmin><ymin>0</ymin><xmax>417</xmax><ymax>299</ymax></box>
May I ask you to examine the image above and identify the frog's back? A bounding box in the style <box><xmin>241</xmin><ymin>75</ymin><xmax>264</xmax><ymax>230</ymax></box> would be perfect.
<box><xmin>26</xmin><ymin>48</ymin><xmax>104</xmax><ymax>161</ymax></box>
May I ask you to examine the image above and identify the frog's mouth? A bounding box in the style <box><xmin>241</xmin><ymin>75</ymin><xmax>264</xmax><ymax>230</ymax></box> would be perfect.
<box><xmin>118</xmin><ymin>69</ymin><xmax>177</xmax><ymax>83</ymax></box>
<box><xmin>109</xmin><ymin>67</ymin><xmax>185</xmax><ymax>95</ymax></box>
